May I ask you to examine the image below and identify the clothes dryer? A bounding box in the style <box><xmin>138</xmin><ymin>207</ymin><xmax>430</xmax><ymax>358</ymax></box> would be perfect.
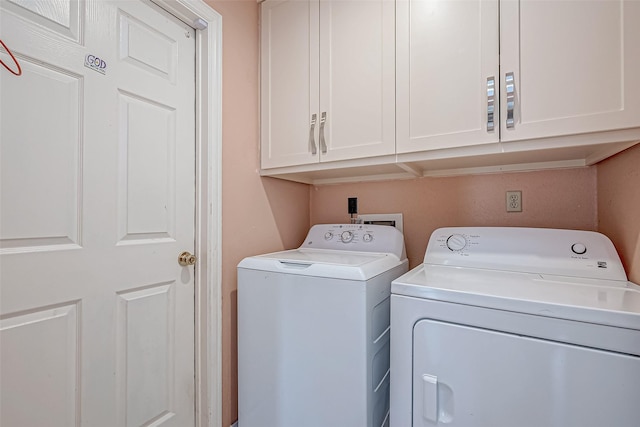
<box><xmin>239</xmin><ymin>224</ymin><xmax>408</xmax><ymax>427</ymax></box>
<box><xmin>391</xmin><ymin>227</ymin><xmax>640</xmax><ymax>427</ymax></box>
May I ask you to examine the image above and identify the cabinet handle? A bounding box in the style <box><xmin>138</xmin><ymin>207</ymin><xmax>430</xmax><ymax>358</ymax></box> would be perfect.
<box><xmin>505</xmin><ymin>72</ymin><xmax>515</xmax><ymax>129</ymax></box>
<box><xmin>319</xmin><ymin>112</ymin><xmax>328</xmax><ymax>153</ymax></box>
<box><xmin>487</xmin><ymin>76</ymin><xmax>495</xmax><ymax>132</ymax></box>
<box><xmin>309</xmin><ymin>113</ymin><xmax>318</xmax><ymax>155</ymax></box>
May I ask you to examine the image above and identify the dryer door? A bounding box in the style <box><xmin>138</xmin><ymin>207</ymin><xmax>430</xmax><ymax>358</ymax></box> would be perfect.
<box><xmin>412</xmin><ymin>319</ymin><xmax>640</xmax><ymax>426</ymax></box>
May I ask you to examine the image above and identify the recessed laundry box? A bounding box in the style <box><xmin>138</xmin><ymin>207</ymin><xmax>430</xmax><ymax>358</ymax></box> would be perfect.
<box><xmin>238</xmin><ymin>224</ymin><xmax>408</xmax><ymax>427</ymax></box>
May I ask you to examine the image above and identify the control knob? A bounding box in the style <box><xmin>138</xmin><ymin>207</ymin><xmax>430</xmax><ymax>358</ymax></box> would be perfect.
<box><xmin>363</xmin><ymin>233</ymin><xmax>373</xmax><ymax>242</ymax></box>
<box><xmin>446</xmin><ymin>234</ymin><xmax>468</xmax><ymax>251</ymax></box>
<box><xmin>324</xmin><ymin>232</ymin><xmax>333</xmax><ymax>240</ymax></box>
<box><xmin>340</xmin><ymin>231</ymin><xmax>354</xmax><ymax>243</ymax></box>
<box><xmin>571</xmin><ymin>243</ymin><xmax>587</xmax><ymax>255</ymax></box>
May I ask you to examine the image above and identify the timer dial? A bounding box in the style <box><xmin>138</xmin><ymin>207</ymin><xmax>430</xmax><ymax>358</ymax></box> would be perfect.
<box><xmin>446</xmin><ymin>234</ymin><xmax>468</xmax><ymax>251</ymax></box>
<box><xmin>340</xmin><ymin>231</ymin><xmax>354</xmax><ymax>243</ymax></box>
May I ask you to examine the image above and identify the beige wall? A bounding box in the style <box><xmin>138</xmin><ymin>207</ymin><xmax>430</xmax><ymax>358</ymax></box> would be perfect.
<box><xmin>597</xmin><ymin>144</ymin><xmax>640</xmax><ymax>283</ymax></box>
<box><xmin>207</xmin><ymin>1</ymin><xmax>310</xmax><ymax>425</ymax></box>
<box><xmin>311</xmin><ymin>168</ymin><xmax>598</xmax><ymax>269</ymax></box>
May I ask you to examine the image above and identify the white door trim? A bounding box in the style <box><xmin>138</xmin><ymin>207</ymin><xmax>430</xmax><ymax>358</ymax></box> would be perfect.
<box><xmin>149</xmin><ymin>1</ymin><xmax>222</xmax><ymax>427</ymax></box>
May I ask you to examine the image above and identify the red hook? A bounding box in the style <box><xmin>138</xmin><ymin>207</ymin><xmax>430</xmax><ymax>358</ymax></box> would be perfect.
<box><xmin>0</xmin><ymin>39</ymin><xmax>22</xmax><ymax>76</ymax></box>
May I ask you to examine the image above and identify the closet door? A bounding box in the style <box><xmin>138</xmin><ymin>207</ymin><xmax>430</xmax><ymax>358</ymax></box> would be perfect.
<box><xmin>500</xmin><ymin>0</ymin><xmax>640</xmax><ymax>142</ymax></box>
<box><xmin>396</xmin><ymin>0</ymin><xmax>499</xmax><ymax>154</ymax></box>
<box><xmin>261</xmin><ymin>0</ymin><xmax>320</xmax><ymax>169</ymax></box>
<box><xmin>318</xmin><ymin>0</ymin><xmax>395</xmax><ymax>162</ymax></box>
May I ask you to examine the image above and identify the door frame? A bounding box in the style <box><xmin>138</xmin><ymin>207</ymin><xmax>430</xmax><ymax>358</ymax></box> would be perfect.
<box><xmin>149</xmin><ymin>1</ymin><xmax>222</xmax><ymax>427</ymax></box>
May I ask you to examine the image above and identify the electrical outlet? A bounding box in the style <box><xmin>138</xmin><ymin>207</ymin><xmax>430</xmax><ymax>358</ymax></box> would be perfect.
<box><xmin>506</xmin><ymin>191</ymin><xmax>522</xmax><ymax>212</ymax></box>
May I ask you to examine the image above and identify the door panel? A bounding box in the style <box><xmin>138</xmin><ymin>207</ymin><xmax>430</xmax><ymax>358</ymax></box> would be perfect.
<box><xmin>0</xmin><ymin>0</ymin><xmax>196</xmax><ymax>425</ymax></box>
<box><xmin>0</xmin><ymin>58</ymin><xmax>82</xmax><ymax>250</ymax></box>
<box><xmin>3</xmin><ymin>0</ymin><xmax>82</xmax><ymax>41</ymax></box>
<box><xmin>413</xmin><ymin>319</ymin><xmax>640</xmax><ymax>426</ymax></box>
<box><xmin>117</xmin><ymin>91</ymin><xmax>177</xmax><ymax>243</ymax></box>
<box><xmin>1</xmin><ymin>303</ymin><xmax>79</xmax><ymax>427</ymax></box>
<box><xmin>116</xmin><ymin>283</ymin><xmax>176</xmax><ymax>427</ymax></box>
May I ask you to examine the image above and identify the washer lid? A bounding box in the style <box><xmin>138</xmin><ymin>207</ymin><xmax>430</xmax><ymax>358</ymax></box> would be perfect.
<box><xmin>238</xmin><ymin>248</ymin><xmax>405</xmax><ymax>281</ymax></box>
<box><xmin>392</xmin><ymin>264</ymin><xmax>640</xmax><ymax>330</ymax></box>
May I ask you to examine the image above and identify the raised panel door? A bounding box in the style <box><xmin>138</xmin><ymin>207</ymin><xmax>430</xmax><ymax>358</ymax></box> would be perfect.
<box><xmin>0</xmin><ymin>1</ymin><xmax>196</xmax><ymax>425</ymax></box>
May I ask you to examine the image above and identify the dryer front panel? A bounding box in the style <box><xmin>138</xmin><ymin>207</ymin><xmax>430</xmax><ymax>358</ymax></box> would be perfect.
<box><xmin>412</xmin><ymin>319</ymin><xmax>640</xmax><ymax>427</ymax></box>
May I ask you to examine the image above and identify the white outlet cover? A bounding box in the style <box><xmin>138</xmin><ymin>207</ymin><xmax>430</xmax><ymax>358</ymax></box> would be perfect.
<box><xmin>357</xmin><ymin>213</ymin><xmax>403</xmax><ymax>232</ymax></box>
<box><xmin>506</xmin><ymin>191</ymin><xmax>522</xmax><ymax>212</ymax></box>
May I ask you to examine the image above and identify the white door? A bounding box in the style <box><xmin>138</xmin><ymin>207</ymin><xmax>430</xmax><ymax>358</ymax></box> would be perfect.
<box><xmin>500</xmin><ymin>0</ymin><xmax>640</xmax><ymax>142</ymax></box>
<box><xmin>260</xmin><ymin>0</ymin><xmax>320</xmax><ymax>169</ymax></box>
<box><xmin>318</xmin><ymin>0</ymin><xmax>395</xmax><ymax>162</ymax></box>
<box><xmin>396</xmin><ymin>0</ymin><xmax>499</xmax><ymax>154</ymax></box>
<box><xmin>0</xmin><ymin>0</ymin><xmax>196</xmax><ymax>425</ymax></box>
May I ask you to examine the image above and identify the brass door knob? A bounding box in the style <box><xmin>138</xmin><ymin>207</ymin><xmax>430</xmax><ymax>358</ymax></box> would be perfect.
<box><xmin>178</xmin><ymin>251</ymin><xmax>197</xmax><ymax>266</ymax></box>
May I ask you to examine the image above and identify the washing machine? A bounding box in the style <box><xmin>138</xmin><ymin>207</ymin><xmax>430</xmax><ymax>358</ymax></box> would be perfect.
<box><xmin>238</xmin><ymin>224</ymin><xmax>408</xmax><ymax>427</ymax></box>
<box><xmin>390</xmin><ymin>227</ymin><xmax>640</xmax><ymax>427</ymax></box>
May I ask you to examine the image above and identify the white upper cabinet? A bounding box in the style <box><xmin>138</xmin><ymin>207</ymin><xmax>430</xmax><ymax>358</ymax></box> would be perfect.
<box><xmin>261</xmin><ymin>0</ymin><xmax>395</xmax><ymax>169</ymax></box>
<box><xmin>396</xmin><ymin>0</ymin><xmax>500</xmax><ymax>153</ymax></box>
<box><xmin>261</xmin><ymin>0</ymin><xmax>640</xmax><ymax>184</ymax></box>
<box><xmin>500</xmin><ymin>0</ymin><xmax>640</xmax><ymax>142</ymax></box>
<box><xmin>397</xmin><ymin>0</ymin><xmax>640</xmax><ymax>154</ymax></box>
<box><xmin>261</xmin><ymin>0</ymin><xmax>319</xmax><ymax>169</ymax></box>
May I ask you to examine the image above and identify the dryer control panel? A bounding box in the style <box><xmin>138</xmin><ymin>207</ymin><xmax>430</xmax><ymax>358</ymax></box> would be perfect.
<box><xmin>425</xmin><ymin>227</ymin><xmax>627</xmax><ymax>281</ymax></box>
<box><xmin>303</xmin><ymin>224</ymin><xmax>406</xmax><ymax>260</ymax></box>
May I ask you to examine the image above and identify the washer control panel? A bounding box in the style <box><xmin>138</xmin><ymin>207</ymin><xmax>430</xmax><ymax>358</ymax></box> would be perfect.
<box><xmin>303</xmin><ymin>224</ymin><xmax>405</xmax><ymax>259</ymax></box>
<box><xmin>426</xmin><ymin>227</ymin><xmax>627</xmax><ymax>281</ymax></box>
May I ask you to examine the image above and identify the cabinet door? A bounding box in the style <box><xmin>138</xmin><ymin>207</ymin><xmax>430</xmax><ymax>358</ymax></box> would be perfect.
<box><xmin>318</xmin><ymin>0</ymin><xmax>395</xmax><ymax>162</ymax></box>
<box><xmin>261</xmin><ymin>0</ymin><xmax>320</xmax><ymax>169</ymax></box>
<box><xmin>500</xmin><ymin>0</ymin><xmax>640</xmax><ymax>142</ymax></box>
<box><xmin>396</xmin><ymin>0</ymin><xmax>499</xmax><ymax>154</ymax></box>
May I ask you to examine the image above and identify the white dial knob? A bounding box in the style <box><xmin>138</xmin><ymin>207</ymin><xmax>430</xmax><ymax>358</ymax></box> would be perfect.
<box><xmin>324</xmin><ymin>232</ymin><xmax>333</xmax><ymax>240</ymax></box>
<box><xmin>340</xmin><ymin>231</ymin><xmax>353</xmax><ymax>243</ymax></box>
<box><xmin>571</xmin><ymin>243</ymin><xmax>587</xmax><ymax>255</ymax></box>
<box><xmin>363</xmin><ymin>233</ymin><xmax>373</xmax><ymax>242</ymax></box>
<box><xmin>446</xmin><ymin>234</ymin><xmax>468</xmax><ymax>251</ymax></box>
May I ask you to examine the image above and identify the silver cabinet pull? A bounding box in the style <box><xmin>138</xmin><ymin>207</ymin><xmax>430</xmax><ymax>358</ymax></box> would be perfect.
<box><xmin>319</xmin><ymin>112</ymin><xmax>328</xmax><ymax>153</ymax></box>
<box><xmin>487</xmin><ymin>76</ymin><xmax>495</xmax><ymax>132</ymax></box>
<box><xmin>309</xmin><ymin>113</ymin><xmax>317</xmax><ymax>155</ymax></box>
<box><xmin>505</xmin><ymin>72</ymin><xmax>515</xmax><ymax>129</ymax></box>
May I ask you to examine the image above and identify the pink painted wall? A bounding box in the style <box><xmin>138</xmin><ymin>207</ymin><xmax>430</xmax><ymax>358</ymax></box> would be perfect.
<box><xmin>311</xmin><ymin>168</ymin><xmax>598</xmax><ymax>269</ymax></box>
<box><xmin>204</xmin><ymin>2</ymin><xmax>638</xmax><ymax>424</ymax></box>
<box><xmin>597</xmin><ymin>144</ymin><xmax>640</xmax><ymax>283</ymax></box>
<box><xmin>206</xmin><ymin>1</ymin><xmax>310</xmax><ymax>425</ymax></box>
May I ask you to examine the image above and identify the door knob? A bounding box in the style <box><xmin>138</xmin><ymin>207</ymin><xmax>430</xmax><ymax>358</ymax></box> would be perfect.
<box><xmin>178</xmin><ymin>251</ymin><xmax>197</xmax><ymax>266</ymax></box>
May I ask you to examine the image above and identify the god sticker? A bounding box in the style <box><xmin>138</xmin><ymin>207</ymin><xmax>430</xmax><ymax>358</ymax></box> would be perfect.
<box><xmin>84</xmin><ymin>54</ymin><xmax>107</xmax><ymax>75</ymax></box>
